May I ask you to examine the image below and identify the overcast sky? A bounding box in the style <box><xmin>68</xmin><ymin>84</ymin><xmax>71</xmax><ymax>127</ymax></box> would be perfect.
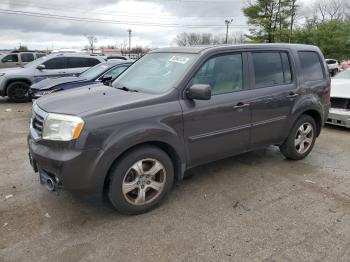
<box><xmin>0</xmin><ymin>0</ymin><xmax>316</xmax><ymax>50</ymax></box>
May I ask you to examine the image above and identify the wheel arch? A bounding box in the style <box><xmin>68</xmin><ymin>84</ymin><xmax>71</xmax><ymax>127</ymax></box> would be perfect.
<box><xmin>102</xmin><ymin>141</ymin><xmax>185</xmax><ymax>196</ymax></box>
<box><xmin>300</xmin><ymin>109</ymin><xmax>322</xmax><ymax>137</ymax></box>
<box><xmin>5</xmin><ymin>78</ymin><xmax>32</xmax><ymax>96</ymax></box>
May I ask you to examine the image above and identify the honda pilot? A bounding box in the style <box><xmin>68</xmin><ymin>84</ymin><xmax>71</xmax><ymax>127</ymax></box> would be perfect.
<box><xmin>28</xmin><ymin>44</ymin><xmax>330</xmax><ymax>214</ymax></box>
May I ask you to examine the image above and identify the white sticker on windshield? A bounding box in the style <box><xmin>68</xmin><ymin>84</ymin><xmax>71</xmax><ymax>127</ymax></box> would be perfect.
<box><xmin>169</xmin><ymin>56</ymin><xmax>190</xmax><ymax>64</ymax></box>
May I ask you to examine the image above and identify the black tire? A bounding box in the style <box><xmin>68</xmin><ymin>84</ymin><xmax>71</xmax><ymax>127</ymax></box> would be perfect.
<box><xmin>108</xmin><ymin>146</ymin><xmax>174</xmax><ymax>215</ymax></box>
<box><xmin>279</xmin><ymin>115</ymin><xmax>317</xmax><ymax>160</ymax></box>
<box><xmin>7</xmin><ymin>81</ymin><xmax>31</xmax><ymax>103</ymax></box>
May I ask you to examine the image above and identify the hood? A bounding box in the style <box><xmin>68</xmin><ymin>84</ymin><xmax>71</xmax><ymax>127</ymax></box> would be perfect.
<box><xmin>331</xmin><ymin>79</ymin><xmax>350</xmax><ymax>99</ymax></box>
<box><xmin>31</xmin><ymin>76</ymin><xmax>86</xmax><ymax>90</ymax></box>
<box><xmin>36</xmin><ymin>84</ymin><xmax>157</xmax><ymax>116</ymax></box>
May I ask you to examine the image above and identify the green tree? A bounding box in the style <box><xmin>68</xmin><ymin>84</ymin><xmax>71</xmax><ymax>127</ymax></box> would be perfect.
<box><xmin>293</xmin><ymin>19</ymin><xmax>350</xmax><ymax>59</ymax></box>
<box><xmin>243</xmin><ymin>0</ymin><xmax>298</xmax><ymax>43</ymax></box>
<box><xmin>18</xmin><ymin>45</ymin><xmax>28</xmax><ymax>51</ymax></box>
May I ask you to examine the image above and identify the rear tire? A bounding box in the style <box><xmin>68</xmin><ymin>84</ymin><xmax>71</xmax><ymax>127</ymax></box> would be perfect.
<box><xmin>107</xmin><ymin>146</ymin><xmax>174</xmax><ymax>215</ymax></box>
<box><xmin>279</xmin><ymin>115</ymin><xmax>317</xmax><ymax>160</ymax></box>
<box><xmin>7</xmin><ymin>81</ymin><xmax>31</xmax><ymax>103</ymax></box>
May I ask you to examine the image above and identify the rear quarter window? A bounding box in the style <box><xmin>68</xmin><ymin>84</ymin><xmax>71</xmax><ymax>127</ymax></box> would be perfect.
<box><xmin>299</xmin><ymin>51</ymin><xmax>325</xmax><ymax>81</ymax></box>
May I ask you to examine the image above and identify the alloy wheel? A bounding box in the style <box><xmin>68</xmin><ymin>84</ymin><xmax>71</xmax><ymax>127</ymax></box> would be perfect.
<box><xmin>122</xmin><ymin>158</ymin><xmax>166</xmax><ymax>206</ymax></box>
<box><xmin>294</xmin><ymin>122</ymin><xmax>314</xmax><ymax>154</ymax></box>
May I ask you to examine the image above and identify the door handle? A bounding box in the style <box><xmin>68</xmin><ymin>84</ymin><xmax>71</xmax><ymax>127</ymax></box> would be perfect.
<box><xmin>233</xmin><ymin>103</ymin><xmax>250</xmax><ymax>110</ymax></box>
<box><xmin>287</xmin><ymin>92</ymin><xmax>299</xmax><ymax>98</ymax></box>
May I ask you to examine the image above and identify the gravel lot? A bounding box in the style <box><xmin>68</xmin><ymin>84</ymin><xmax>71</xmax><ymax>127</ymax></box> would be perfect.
<box><xmin>0</xmin><ymin>98</ymin><xmax>350</xmax><ymax>262</ymax></box>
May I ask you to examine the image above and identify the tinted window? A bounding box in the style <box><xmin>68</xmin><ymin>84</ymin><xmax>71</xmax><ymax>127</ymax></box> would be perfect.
<box><xmin>192</xmin><ymin>54</ymin><xmax>243</xmax><ymax>95</ymax></box>
<box><xmin>2</xmin><ymin>54</ymin><xmax>18</xmax><ymax>63</ymax></box>
<box><xmin>84</xmin><ymin>58</ymin><xmax>100</xmax><ymax>67</ymax></box>
<box><xmin>107</xmin><ymin>65</ymin><xmax>129</xmax><ymax>80</ymax></box>
<box><xmin>299</xmin><ymin>51</ymin><xmax>324</xmax><ymax>81</ymax></box>
<box><xmin>43</xmin><ymin>57</ymin><xmax>66</xmax><ymax>69</ymax></box>
<box><xmin>20</xmin><ymin>53</ymin><xmax>34</xmax><ymax>62</ymax></box>
<box><xmin>67</xmin><ymin>57</ymin><xmax>100</xmax><ymax>68</ymax></box>
<box><xmin>252</xmin><ymin>52</ymin><xmax>292</xmax><ymax>88</ymax></box>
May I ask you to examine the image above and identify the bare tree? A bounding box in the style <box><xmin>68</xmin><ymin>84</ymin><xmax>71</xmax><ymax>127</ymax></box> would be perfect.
<box><xmin>84</xmin><ymin>35</ymin><xmax>98</xmax><ymax>54</ymax></box>
<box><xmin>316</xmin><ymin>0</ymin><xmax>347</xmax><ymax>21</ymax></box>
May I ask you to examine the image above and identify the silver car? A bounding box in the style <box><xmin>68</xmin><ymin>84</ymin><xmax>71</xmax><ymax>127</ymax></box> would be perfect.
<box><xmin>0</xmin><ymin>53</ymin><xmax>105</xmax><ymax>102</ymax></box>
<box><xmin>0</xmin><ymin>52</ymin><xmax>46</xmax><ymax>68</ymax></box>
<box><xmin>327</xmin><ymin>69</ymin><xmax>350</xmax><ymax>128</ymax></box>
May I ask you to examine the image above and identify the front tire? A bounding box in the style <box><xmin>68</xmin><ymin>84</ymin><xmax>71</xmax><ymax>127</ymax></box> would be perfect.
<box><xmin>108</xmin><ymin>146</ymin><xmax>174</xmax><ymax>215</ymax></box>
<box><xmin>7</xmin><ymin>81</ymin><xmax>31</xmax><ymax>103</ymax></box>
<box><xmin>280</xmin><ymin>115</ymin><xmax>317</xmax><ymax>160</ymax></box>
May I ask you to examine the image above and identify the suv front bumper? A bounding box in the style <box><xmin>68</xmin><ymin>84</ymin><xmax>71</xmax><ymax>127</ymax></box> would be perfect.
<box><xmin>326</xmin><ymin>108</ymin><xmax>350</xmax><ymax>128</ymax></box>
<box><xmin>28</xmin><ymin>136</ymin><xmax>106</xmax><ymax>197</ymax></box>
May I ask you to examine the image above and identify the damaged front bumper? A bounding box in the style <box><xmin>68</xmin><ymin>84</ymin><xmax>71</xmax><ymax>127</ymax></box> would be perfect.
<box><xmin>326</xmin><ymin>108</ymin><xmax>350</xmax><ymax>128</ymax></box>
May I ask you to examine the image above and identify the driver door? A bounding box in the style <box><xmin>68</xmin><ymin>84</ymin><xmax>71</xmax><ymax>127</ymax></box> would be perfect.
<box><xmin>35</xmin><ymin>57</ymin><xmax>68</xmax><ymax>81</ymax></box>
<box><xmin>180</xmin><ymin>52</ymin><xmax>251</xmax><ymax>167</ymax></box>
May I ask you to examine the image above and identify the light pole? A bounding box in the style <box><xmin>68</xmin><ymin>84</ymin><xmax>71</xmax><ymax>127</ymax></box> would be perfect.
<box><xmin>127</xmin><ymin>28</ymin><xmax>132</xmax><ymax>57</ymax></box>
<box><xmin>225</xmin><ymin>19</ymin><xmax>233</xmax><ymax>44</ymax></box>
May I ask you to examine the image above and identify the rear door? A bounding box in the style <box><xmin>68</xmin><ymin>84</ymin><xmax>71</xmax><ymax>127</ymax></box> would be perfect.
<box><xmin>180</xmin><ymin>52</ymin><xmax>252</xmax><ymax>167</ymax></box>
<box><xmin>20</xmin><ymin>53</ymin><xmax>35</xmax><ymax>66</ymax></box>
<box><xmin>247</xmin><ymin>50</ymin><xmax>298</xmax><ymax>148</ymax></box>
<box><xmin>66</xmin><ymin>57</ymin><xmax>101</xmax><ymax>76</ymax></box>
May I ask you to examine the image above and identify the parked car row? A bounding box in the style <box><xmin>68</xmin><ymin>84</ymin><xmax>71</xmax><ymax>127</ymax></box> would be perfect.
<box><xmin>27</xmin><ymin>44</ymin><xmax>332</xmax><ymax>214</ymax></box>
<box><xmin>0</xmin><ymin>53</ymin><xmax>109</xmax><ymax>102</ymax></box>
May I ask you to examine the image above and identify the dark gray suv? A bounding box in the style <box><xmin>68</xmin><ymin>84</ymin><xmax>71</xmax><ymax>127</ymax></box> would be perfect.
<box><xmin>28</xmin><ymin>44</ymin><xmax>331</xmax><ymax>214</ymax></box>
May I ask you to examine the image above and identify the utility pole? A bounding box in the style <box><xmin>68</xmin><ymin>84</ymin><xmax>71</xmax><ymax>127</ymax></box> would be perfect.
<box><xmin>127</xmin><ymin>28</ymin><xmax>132</xmax><ymax>57</ymax></box>
<box><xmin>225</xmin><ymin>19</ymin><xmax>233</xmax><ymax>44</ymax></box>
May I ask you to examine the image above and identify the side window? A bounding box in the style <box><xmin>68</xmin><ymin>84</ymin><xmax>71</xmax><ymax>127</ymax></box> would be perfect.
<box><xmin>67</xmin><ymin>58</ymin><xmax>100</xmax><ymax>68</ymax></box>
<box><xmin>66</xmin><ymin>57</ymin><xmax>86</xmax><ymax>68</ymax></box>
<box><xmin>106</xmin><ymin>65</ymin><xmax>129</xmax><ymax>80</ymax></box>
<box><xmin>20</xmin><ymin>53</ymin><xmax>34</xmax><ymax>62</ymax></box>
<box><xmin>43</xmin><ymin>57</ymin><xmax>66</xmax><ymax>69</ymax></box>
<box><xmin>299</xmin><ymin>51</ymin><xmax>325</xmax><ymax>81</ymax></box>
<box><xmin>252</xmin><ymin>52</ymin><xmax>292</xmax><ymax>88</ymax></box>
<box><xmin>192</xmin><ymin>54</ymin><xmax>243</xmax><ymax>95</ymax></box>
<box><xmin>84</xmin><ymin>58</ymin><xmax>100</xmax><ymax>67</ymax></box>
<box><xmin>2</xmin><ymin>54</ymin><xmax>18</xmax><ymax>63</ymax></box>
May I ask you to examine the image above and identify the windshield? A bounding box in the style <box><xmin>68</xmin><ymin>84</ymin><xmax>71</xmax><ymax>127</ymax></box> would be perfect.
<box><xmin>23</xmin><ymin>55</ymin><xmax>51</xmax><ymax>68</ymax></box>
<box><xmin>334</xmin><ymin>70</ymin><xmax>350</xmax><ymax>79</ymax></box>
<box><xmin>112</xmin><ymin>52</ymin><xmax>197</xmax><ymax>94</ymax></box>
<box><xmin>80</xmin><ymin>63</ymin><xmax>111</xmax><ymax>79</ymax></box>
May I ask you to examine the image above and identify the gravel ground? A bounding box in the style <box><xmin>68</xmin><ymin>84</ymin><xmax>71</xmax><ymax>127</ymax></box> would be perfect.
<box><xmin>0</xmin><ymin>98</ymin><xmax>350</xmax><ymax>262</ymax></box>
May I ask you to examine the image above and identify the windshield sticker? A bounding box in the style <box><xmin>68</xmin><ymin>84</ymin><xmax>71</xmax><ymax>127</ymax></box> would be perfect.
<box><xmin>169</xmin><ymin>56</ymin><xmax>190</xmax><ymax>64</ymax></box>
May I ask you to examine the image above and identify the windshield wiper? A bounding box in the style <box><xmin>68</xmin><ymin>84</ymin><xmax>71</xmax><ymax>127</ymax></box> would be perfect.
<box><xmin>116</xmin><ymin>86</ymin><xmax>138</xmax><ymax>92</ymax></box>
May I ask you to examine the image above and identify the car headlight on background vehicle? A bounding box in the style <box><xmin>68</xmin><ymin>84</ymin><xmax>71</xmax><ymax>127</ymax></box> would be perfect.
<box><xmin>42</xmin><ymin>113</ymin><xmax>84</xmax><ymax>141</ymax></box>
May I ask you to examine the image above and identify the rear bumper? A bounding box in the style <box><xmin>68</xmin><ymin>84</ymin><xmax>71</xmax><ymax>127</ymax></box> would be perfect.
<box><xmin>326</xmin><ymin>108</ymin><xmax>350</xmax><ymax>128</ymax></box>
<box><xmin>28</xmin><ymin>136</ymin><xmax>106</xmax><ymax>197</ymax></box>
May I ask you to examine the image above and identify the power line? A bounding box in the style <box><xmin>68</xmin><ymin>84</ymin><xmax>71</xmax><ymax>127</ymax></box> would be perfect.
<box><xmin>2</xmin><ymin>0</ymin><xmax>242</xmax><ymax>20</ymax></box>
<box><xmin>0</xmin><ymin>8</ymin><xmax>249</xmax><ymax>29</ymax></box>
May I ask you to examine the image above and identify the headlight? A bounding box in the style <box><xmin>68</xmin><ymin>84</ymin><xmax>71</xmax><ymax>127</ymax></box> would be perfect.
<box><xmin>42</xmin><ymin>113</ymin><xmax>84</xmax><ymax>141</ymax></box>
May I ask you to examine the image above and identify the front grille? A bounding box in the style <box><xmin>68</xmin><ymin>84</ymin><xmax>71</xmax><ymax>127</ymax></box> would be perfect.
<box><xmin>31</xmin><ymin>103</ymin><xmax>47</xmax><ymax>138</ymax></box>
<box><xmin>32</xmin><ymin>112</ymin><xmax>44</xmax><ymax>136</ymax></box>
<box><xmin>330</xmin><ymin>97</ymin><xmax>350</xmax><ymax>110</ymax></box>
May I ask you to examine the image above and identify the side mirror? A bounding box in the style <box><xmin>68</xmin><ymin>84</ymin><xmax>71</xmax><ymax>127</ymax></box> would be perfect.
<box><xmin>36</xmin><ymin>64</ymin><xmax>46</xmax><ymax>70</ymax></box>
<box><xmin>186</xmin><ymin>84</ymin><xmax>211</xmax><ymax>100</ymax></box>
<box><xmin>101</xmin><ymin>74</ymin><xmax>113</xmax><ymax>86</ymax></box>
